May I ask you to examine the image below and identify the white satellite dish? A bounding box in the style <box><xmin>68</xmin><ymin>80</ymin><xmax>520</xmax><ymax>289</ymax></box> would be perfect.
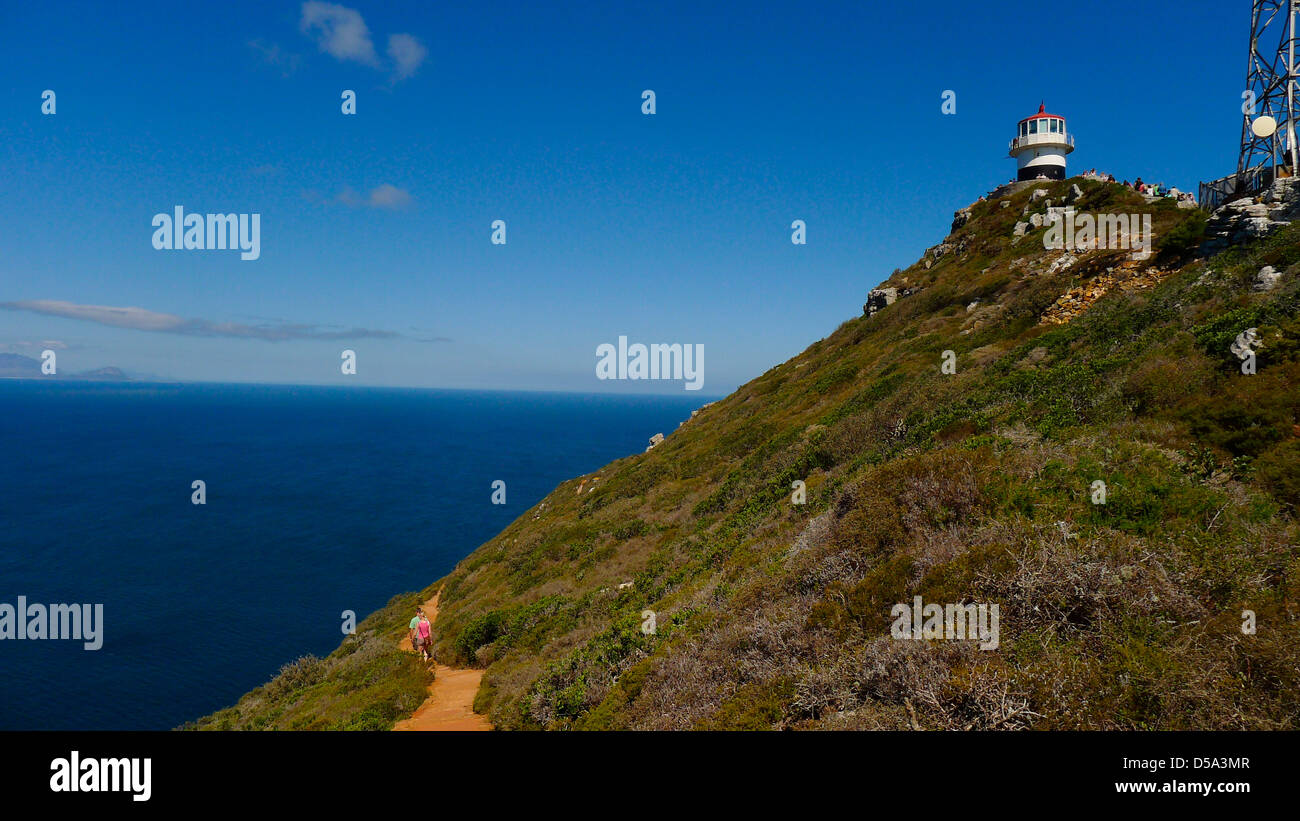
<box><xmin>1252</xmin><ymin>115</ymin><xmax>1278</xmax><ymax>138</ymax></box>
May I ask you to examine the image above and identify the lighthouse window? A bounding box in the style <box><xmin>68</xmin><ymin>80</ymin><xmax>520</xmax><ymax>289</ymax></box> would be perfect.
<box><xmin>1020</xmin><ymin>122</ymin><xmax>1028</xmax><ymax>137</ymax></box>
<box><xmin>1049</xmin><ymin>119</ymin><xmax>1058</xmax><ymax>133</ymax></box>
<box><xmin>1029</xmin><ymin>120</ymin><xmax>1038</xmax><ymax>135</ymax></box>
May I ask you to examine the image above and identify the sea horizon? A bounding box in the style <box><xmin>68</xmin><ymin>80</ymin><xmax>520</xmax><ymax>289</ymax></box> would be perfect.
<box><xmin>0</xmin><ymin>376</ymin><xmax>730</xmax><ymax>399</ymax></box>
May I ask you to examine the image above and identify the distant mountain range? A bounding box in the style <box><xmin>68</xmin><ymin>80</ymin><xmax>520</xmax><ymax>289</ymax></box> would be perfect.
<box><xmin>0</xmin><ymin>353</ymin><xmax>129</xmax><ymax>381</ymax></box>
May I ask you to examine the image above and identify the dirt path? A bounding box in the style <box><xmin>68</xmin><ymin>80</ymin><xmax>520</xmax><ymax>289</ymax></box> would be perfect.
<box><xmin>392</xmin><ymin>591</ymin><xmax>493</xmax><ymax>732</ymax></box>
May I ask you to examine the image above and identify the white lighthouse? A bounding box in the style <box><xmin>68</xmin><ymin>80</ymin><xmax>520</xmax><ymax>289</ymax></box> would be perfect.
<box><xmin>1009</xmin><ymin>103</ymin><xmax>1074</xmax><ymax>181</ymax></box>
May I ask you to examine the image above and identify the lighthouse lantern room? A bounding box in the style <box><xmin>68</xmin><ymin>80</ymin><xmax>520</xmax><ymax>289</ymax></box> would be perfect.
<box><xmin>1009</xmin><ymin>103</ymin><xmax>1075</xmax><ymax>181</ymax></box>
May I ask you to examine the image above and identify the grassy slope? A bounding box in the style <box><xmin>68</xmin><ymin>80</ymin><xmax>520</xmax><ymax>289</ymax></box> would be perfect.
<box><xmin>199</xmin><ymin>178</ymin><xmax>1300</xmax><ymax>730</ymax></box>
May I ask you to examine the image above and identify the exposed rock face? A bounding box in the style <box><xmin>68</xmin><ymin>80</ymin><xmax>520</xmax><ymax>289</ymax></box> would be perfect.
<box><xmin>1066</xmin><ymin>183</ymin><xmax>1084</xmax><ymax>203</ymax></box>
<box><xmin>1012</xmin><ymin>221</ymin><xmax>1029</xmax><ymax>241</ymax></box>
<box><xmin>1202</xmin><ymin>177</ymin><xmax>1300</xmax><ymax>253</ymax></box>
<box><xmin>923</xmin><ymin>243</ymin><xmax>953</xmax><ymax>269</ymax></box>
<box><xmin>863</xmin><ymin>286</ymin><xmax>898</xmax><ymax>317</ymax></box>
<box><xmin>1231</xmin><ymin>328</ymin><xmax>1261</xmax><ymax>360</ymax></box>
<box><xmin>952</xmin><ymin>207</ymin><xmax>973</xmax><ymax>231</ymax></box>
<box><xmin>1043</xmin><ymin>253</ymin><xmax>1078</xmax><ymax>277</ymax></box>
<box><xmin>922</xmin><ymin>234</ymin><xmax>971</xmax><ymax>269</ymax></box>
<box><xmin>1040</xmin><ymin>263</ymin><xmax>1173</xmax><ymax>325</ymax></box>
<box><xmin>1254</xmin><ymin>265</ymin><xmax>1282</xmax><ymax>292</ymax></box>
<box><xmin>863</xmin><ymin>282</ymin><xmax>925</xmax><ymax>318</ymax></box>
<box><xmin>646</xmin><ymin>432</ymin><xmax>664</xmax><ymax>452</ymax></box>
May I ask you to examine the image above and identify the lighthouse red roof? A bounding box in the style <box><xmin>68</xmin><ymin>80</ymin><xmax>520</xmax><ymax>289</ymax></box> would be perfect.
<box><xmin>1019</xmin><ymin>102</ymin><xmax>1063</xmax><ymax>123</ymax></box>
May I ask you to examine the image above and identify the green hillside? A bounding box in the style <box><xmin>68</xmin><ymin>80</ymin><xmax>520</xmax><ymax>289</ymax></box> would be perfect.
<box><xmin>198</xmin><ymin>178</ymin><xmax>1300</xmax><ymax>730</ymax></box>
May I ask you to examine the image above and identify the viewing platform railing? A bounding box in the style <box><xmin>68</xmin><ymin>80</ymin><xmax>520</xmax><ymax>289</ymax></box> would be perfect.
<box><xmin>1198</xmin><ymin>167</ymin><xmax>1271</xmax><ymax>210</ymax></box>
<box><xmin>1009</xmin><ymin>133</ymin><xmax>1074</xmax><ymax>153</ymax></box>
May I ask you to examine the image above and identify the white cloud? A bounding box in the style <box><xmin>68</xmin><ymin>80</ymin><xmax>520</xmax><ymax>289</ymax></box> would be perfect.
<box><xmin>296</xmin><ymin>3</ymin><xmax>425</xmax><ymax>82</ymax></box>
<box><xmin>6</xmin><ymin>301</ymin><xmax>188</xmax><ymax>332</ymax></box>
<box><xmin>387</xmin><ymin>33</ymin><xmax>427</xmax><ymax>80</ymax></box>
<box><xmin>0</xmin><ymin>339</ymin><xmax>68</xmax><ymax>353</ymax></box>
<box><xmin>337</xmin><ymin>183</ymin><xmax>413</xmax><ymax>210</ymax></box>
<box><xmin>299</xmin><ymin>1</ymin><xmax>379</xmax><ymax>67</ymax></box>
<box><xmin>0</xmin><ymin>300</ymin><xmax>407</xmax><ymax>342</ymax></box>
<box><xmin>367</xmin><ymin>183</ymin><xmax>413</xmax><ymax>209</ymax></box>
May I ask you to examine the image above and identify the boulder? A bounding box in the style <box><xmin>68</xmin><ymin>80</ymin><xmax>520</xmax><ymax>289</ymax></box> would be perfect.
<box><xmin>1254</xmin><ymin>265</ymin><xmax>1282</xmax><ymax>292</ymax></box>
<box><xmin>863</xmin><ymin>286</ymin><xmax>899</xmax><ymax>317</ymax></box>
<box><xmin>922</xmin><ymin>241</ymin><xmax>955</xmax><ymax>269</ymax></box>
<box><xmin>1231</xmin><ymin>328</ymin><xmax>1260</xmax><ymax>360</ymax></box>
<box><xmin>952</xmin><ymin>207</ymin><xmax>972</xmax><ymax>231</ymax></box>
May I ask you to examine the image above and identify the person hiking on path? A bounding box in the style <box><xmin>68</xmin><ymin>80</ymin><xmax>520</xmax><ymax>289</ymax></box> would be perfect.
<box><xmin>417</xmin><ymin>611</ymin><xmax>433</xmax><ymax>663</ymax></box>
<box><xmin>409</xmin><ymin>608</ymin><xmax>425</xmax><ymax>657</ymax></box>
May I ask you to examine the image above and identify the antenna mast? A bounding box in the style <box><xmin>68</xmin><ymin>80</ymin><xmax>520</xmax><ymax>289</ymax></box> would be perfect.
<box><xmin>1238</xmin><ymin>0</ymin><xmax>1300</xmax><ymax>191</ymax></box>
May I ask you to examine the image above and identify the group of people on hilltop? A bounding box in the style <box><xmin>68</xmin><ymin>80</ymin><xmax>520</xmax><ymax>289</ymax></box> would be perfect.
<box><xmin>409</xmin><ymin>607</ymin><xmax>433</xmax><ymax>663</ymax></box>
<box><xmin>1125</xmin><ymin>177</ymin><xmax>1197</xmax><ymax>204</ymax></box>
<box><xmin>1081</xmin><ymin>168</ymin><xmax>1115</xmax><ymax>183</ymax></box>
<box><xmin>1081</xmin><ymin>169</ymin><xmax>1191</xmax><ymax>202</ymax></box>
<box><xmin>978</xmin><ymin>169</ymin><xmax>1197</xmax><ymax>207</ymax></box>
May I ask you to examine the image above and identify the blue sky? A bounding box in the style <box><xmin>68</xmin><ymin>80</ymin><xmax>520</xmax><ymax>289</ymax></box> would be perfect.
<box><xmin>0</xmin><ymin>0</ymin><xmax>1245</xmax><ymax>392</ymax></box>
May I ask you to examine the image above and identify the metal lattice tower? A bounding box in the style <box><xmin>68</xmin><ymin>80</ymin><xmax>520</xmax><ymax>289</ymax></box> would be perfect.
<box><xmin>1238</xmin><ymin>0</ymin><xmax>1300</xmax><ymax>190</ymax></box>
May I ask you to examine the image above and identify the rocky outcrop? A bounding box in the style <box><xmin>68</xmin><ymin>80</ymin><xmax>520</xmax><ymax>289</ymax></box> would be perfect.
<box><xmin>952</xmin><ymin>207</ymin><xmax>973</xmax><ymax>232</ymax></box>
<box><xmin>924</xmin><ymin>243</ymin><xmax>953</xmax><ymax>267</ymax></box>
<box><xmin>1254</xmin><ymin>265</ymin><xmax>1282</xmax><ymax>292</ymax></box>
<box><xmin>1043</xmin><ymin>253</ymin><xmax>1079</xmax><ymax>277</ymax></box>
<box><xmin>1202</xmin><ymin>176</ymin><xmax>1300</xmax><ymax>254</ymax></box>
<box><xmin>1231</xmin><ymin>328</ymin><xmax>1261</xmax><ymax>361</ymax></box>
<box><xmin>863</xmin><ymin>286</ymin><xmax>898</xmax><ymax>317</ymax></box>
<box><xmin>922</xmin><ymin>234</ymin><xmax>971</xmax><ymax>269</ymax></box>
<box><xmin>863</xmin><ymin>282</ymin><xmax>925</xmax><ymax>318</ymax></box>
<box><xmin>1040</xmin><ymin>263</ymin><xmax>1172</xmax><ymax>325</ymax></box>
<box><xmin>646</xmin><ymin>432</ymin><xmax>665</xmax><ymax>452</ymax></box>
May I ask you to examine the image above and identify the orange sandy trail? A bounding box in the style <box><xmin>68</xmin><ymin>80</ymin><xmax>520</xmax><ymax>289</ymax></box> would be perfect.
<box><xmin>393</xmin><ymin>591</ymin><xmax>493</xmax><ymax>732</ymax></box>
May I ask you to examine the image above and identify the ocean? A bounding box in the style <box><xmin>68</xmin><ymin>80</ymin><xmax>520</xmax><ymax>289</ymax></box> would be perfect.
<box><xmin>0</xmin><ymin>381</ymin><xmax>709</xmax><ymax>730</ymax></box>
